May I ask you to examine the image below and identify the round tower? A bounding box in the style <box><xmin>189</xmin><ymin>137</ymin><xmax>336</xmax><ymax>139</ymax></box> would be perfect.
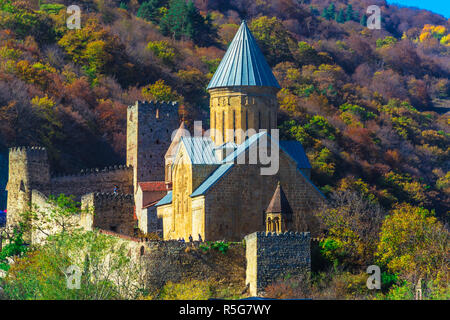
<box><xmin>6</xmin><ymin>146</ymin><xmax>50</xmax><ymax>228</ymax></box>
<box><xmin>207</xmin><ymin>21</ymin><xmax>281</xmax><ymax>145</ymax></box>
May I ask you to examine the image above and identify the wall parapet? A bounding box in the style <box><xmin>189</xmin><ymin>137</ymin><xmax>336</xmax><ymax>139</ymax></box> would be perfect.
<box><xmin>51</xmin><ymin>165</ymin><xmax>132</xmax><ymax>180</ymax></box>
<box><xmin>245</xmin><ymin>231</ymin><xmax>311</xmax><ymax>297</ymax></box>
<box><xmin>127</xmin><ymin>100</ymin><xmax>179</xmax><ymax>119</ymax></box>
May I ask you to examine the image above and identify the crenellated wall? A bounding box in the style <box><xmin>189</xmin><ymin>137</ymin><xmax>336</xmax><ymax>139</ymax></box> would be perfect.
<box><xmin>244</xmin><ymin>231</ymin><xmax>311</xmax><ymax>296</ymax></box>
<box><xmin>81</xmin><ymin>192</ymin><xmax>135</xmax><ymax>236</ymax></box>
<box><xmin>127</xmin><ymin>100</ymin><xmax>180</xmax><ymax>190</ymax></box>
<box><xmin>6</xmin><ymin>147</ymin><xmax>50</xmax><ymax>228</ymax></box>
<box><xmin>50</xmin><ymin>165</ymin><xmax>133</xmax><ymax>200</ymax></box>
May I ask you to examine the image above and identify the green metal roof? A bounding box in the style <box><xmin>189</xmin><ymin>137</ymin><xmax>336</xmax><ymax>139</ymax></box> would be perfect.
<box><xmin>180</xmin><ymin>137</ymin><xmax>220</xmax><ymax>165</ymax></box>
<box><xmin>155</xmin><ymin>191</ymin><xmax>172</xmax><ymax>207</ymax></box>
<box><xmin>207</xmin><ymin>21</ymin><xmax>280</xmax><ymax>90</ymax></box>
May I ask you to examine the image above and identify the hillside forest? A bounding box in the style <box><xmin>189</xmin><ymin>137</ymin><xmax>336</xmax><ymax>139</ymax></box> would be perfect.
<box><xmin>0</xmin><ymin>0</ymin><xmax>448</xmax><ymax>299</ymax></box>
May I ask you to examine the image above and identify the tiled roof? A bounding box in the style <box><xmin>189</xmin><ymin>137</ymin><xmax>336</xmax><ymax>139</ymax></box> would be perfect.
<box><xmin>180</xmin><ymin>137</ymin><xmax>220</xmax><ymax>165</ymax></box>
<box><xmin>266</xmin><ymin>182</ymin><xmax>293</xmax><ymax>215</ymax></box>
<box><xmin>207</xmin><ymin>21</ymin><xmax>280</xmax><ymax>90</ymax></box>
<box><xmin>155</xmin><ymin>191</ymin><xmax>172</xmax><ymax>207</ymax></box>
<box><xmin>138</xmin><ymin>181</ymin><xmax>167</xmax><ymax>192</ymax></box>
<box><xmin>143</xmin><ymin>200</ymin><xmax>162</xmax><ymax>209</ymax></box>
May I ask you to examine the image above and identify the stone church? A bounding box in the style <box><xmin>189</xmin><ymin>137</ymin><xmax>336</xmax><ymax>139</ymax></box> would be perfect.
<box><xmin>155</xmin><ymin>21</ymin><xmax>324</xmax><ymax>241</ymax></box>
<box><xmin>5</xmin><ymin>21</ymin><xmax>324</xmax><ymax>243</ymax></box>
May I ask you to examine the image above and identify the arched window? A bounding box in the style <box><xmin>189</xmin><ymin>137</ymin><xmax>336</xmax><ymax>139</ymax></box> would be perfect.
<box><xmin>140</xmin><ymin>246</ymin><xmax>145</xmax><ymax>256</ymax></box>
<box><xmin>267</xmin><ymin>217</ymin><xmax>272</xmax><ymax>232</ymax></box>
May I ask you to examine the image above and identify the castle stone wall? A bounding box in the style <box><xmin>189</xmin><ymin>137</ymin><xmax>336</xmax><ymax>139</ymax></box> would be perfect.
<box><xmin>81</xmin><ymin>193</ymin><xmax>135</xmax><ymax>236</ymax></box>
<box><xmin>140</xmin><ymin>240</ymin><xmax>246</xmax><ymax>292</ymax></box>
<box><xmin>50</xmin><ymin>165</ymin><xmax>133</xmax><ymax>200</ymax></box>
<box><xmin>30</xmin><ymin>190</ymin><xmax>81</xmax><ymax>244</ymax></box>
<box><xmin>244</xmin><ymin>231</ymin><xmax>311</xmax><ymax>296</ymax></box>
<box><xmin>127</xmin><ymin>101</ymin><xmax>179</xmax><ymax>190</ymax></box>
<box><xmin>6</xmin><ymin>147</ymin><xmax>50</xmax><ymax>228</ymax></box>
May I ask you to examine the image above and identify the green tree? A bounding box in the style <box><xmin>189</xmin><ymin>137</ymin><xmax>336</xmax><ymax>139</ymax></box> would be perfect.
<box><xmin>336</xmin><ymin>9</ymin><xmax>345</xmax><ymax>23</ymax></box>
<box><xmin>250</xmin><ymin>16</ymin><xmax>295</xmax><ymax>65</ymax></box>
<box><xmin>345</xmin><ymin>4</ymin><xmax>355</xmax><ymax>22</ymax></box>
<box><xmin>318</xmin><ymin>190</ymin><xmax>385</xmax><ymax>268</ymax></box>
<box><xmin>184</xmin><ymin>0</ymin><xmax>216</xmax><ymax>46</ymax></box>
<box><xmin>0</xmin><ymin>229</ymin><xmax>27</xmax><ymax>271</ymax></box>
<box><xmin>137</xmin><ymin>0</ymin><xmax>167</xmax><ymax>24</ymax></box>
<box><xmin>159</xmin><ymin>0</ymin><xmax>188</xmax><ymax>40</ymax></box>
<box><xmin>159</xmin><ymin>0</ymin><xmax>216</xmax><ymax>46</ymax></box>
<box><xmin>321</xmin><ymin>3</ymin><xmax>335</xmax><ymax>20</ymax></box>
<box><xmin>142</xmin><ymin>79</ymin><xmax>179</xmax><ymax>102</ymax></box>
<box><xmin>376</xmin><ymin>204</ymin><xmax>449</xmax><ymax>281</ymax></box>
<box><xmin>1</xmin><ymin>194</ymin><xmax>144</xmax><ymax>300</ymax></box>
<box><xmin>360</xmin><ymin>14</ymin><xmax>367</xmax><ymax>27</ymax></box>
<box><xmin>2</xmin><ymin>230</ymin><xmax>144</xmax><ymax>299</ymax></box>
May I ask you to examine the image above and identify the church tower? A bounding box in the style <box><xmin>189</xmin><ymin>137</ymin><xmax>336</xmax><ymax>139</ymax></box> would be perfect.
<box><xmin>207</xmin><ymin>21</ymin><xmax>281</xmax><ymax>146</ymax></box>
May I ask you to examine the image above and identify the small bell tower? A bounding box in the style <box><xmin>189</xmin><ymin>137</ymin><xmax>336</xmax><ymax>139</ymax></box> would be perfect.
<box><xmin>265</xmin><ymin>181</ymin><xmax>293</xmax><ymax>233</ymax></box>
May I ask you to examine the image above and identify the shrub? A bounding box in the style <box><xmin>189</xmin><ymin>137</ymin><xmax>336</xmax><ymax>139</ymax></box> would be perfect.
<box><xmin>159</xmin><ymin>280</ymin><xmax>213</xmax><ymax>300</ymax></box>
<box><xmin>146</xmin><ymin>40</ymin><xmax>175</xmax><ymax>64</ymax></box>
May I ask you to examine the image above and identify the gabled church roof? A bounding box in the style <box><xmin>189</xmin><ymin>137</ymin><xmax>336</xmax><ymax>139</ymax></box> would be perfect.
<box><xmin>179</xmin><ymin>137</ymin><xmax>220</xmax><ymax>165</ymax></box>
<box><xmin>190</xmin><ymin>132</ymin><xmax>320</xmax><ymax>198</ymax></box>
<box><xmin>207</xmin><ymin>21</ymin><xmax>280</xmax><ymax>90</ymax></box>
<box><xmin>155</xmin><ymin>191</ymin><xmax>172</xmax><ymax>207</ymax></box>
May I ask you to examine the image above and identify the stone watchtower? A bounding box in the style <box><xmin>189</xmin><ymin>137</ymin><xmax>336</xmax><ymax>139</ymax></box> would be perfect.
<box><xmin>207</xmin><ymin>20</ymin><xmax>281</xmax><ymax>146</ymax></box>
<box><xmin>6</xmin><ymin>147</ymin><xmax>50</xmax><ymax>228</ymax></box>
<box><xmin>126</xmin><ymin>101</ymin><xmax>179</xmax><ymax>191</ymax></box>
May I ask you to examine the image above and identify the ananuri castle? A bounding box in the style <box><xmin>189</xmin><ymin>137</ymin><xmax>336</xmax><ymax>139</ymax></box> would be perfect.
<box><xmin>6</xmin><ymin>21</ymin><xmax>325</xmax><ymax>243</ymax></box>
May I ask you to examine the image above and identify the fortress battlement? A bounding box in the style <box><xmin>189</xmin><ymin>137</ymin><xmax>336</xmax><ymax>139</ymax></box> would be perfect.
<box><xmin>247</xmin><ymin>231</ymin><xmax>311</xmax><ymax>240</ymax></box>
<box><xmin>127</xmin><ymin>100</ymin><xmax>179</xmax><ymax>118</ymax></box>
<box><xmin>8</xmin><ymin>146</ymin><xmax>48</xmax><ymax>160</ymax></box>
<box><xmin>51</xmin><ymin>165</ymin><xmax>132</xmax><ymax>179</ymax></box>
<box><xmin>82</xmin><ymin>192</ymin><xmax>133</xmax><ymax>205</ymax></box>
<box><xmin>9</xmin><ymin>146</ymin><xmax>46</xmax><ymax>152</ymax></box>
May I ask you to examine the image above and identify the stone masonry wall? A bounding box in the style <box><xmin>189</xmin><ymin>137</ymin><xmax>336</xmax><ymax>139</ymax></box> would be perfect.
<box><xmin>50</xmin><ymin>165</ymin><xmax>133</xmax><ymax>201</ymax></box>
<box><xmin>203</xmin><ymin>149</ymin><xmax>324</xmax><ymax>241</ymax></box>
<box><xmin>78</xmin><ymin>232</ymin><xmax>246</xmax><ymax>295</ymax></box>
<box><xmin>6</xmin><ymin>147</ymin><xmax>50</xmax><ymax>228</ymax></box>
<box><xmin>244</xmin><ymin>231</ymin><xmax>311</xmax><ymax>296</ymax></box>
<box><xmin>30</xmin><ymin>190</ymin><xmax>81</xmax><ymax>244</ymax></box>
<box><xmin>140</xmin><ymin>240</ymin><xmax>246</xmax><ymax>292</ymax></box>
<box><xmin>127</xmin><ymin>101</ymin><xmax>179</xmax><ymax>190</ymax></box>
<box><xmin>81</xmin><ymin>193</ymin><xmax>135</xmax><ymax>236</ymax></box>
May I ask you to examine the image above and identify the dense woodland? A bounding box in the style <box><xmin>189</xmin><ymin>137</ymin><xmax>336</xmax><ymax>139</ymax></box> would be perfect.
<box><xmin>0</xmin><ymin>0</ymin><xmax>449</xmax><ymax>299</ymax></box>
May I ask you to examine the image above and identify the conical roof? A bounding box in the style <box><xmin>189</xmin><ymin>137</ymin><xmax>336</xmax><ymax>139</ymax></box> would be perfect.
<box><xmin>266</xmin><ymin>182</ymin><xmax>293</xmax><ymax>216</ymax></box>
<box><xmin>207</xmin><ymin>20</ymin><xmax>280</xmax><ymax>90</ymax></box>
